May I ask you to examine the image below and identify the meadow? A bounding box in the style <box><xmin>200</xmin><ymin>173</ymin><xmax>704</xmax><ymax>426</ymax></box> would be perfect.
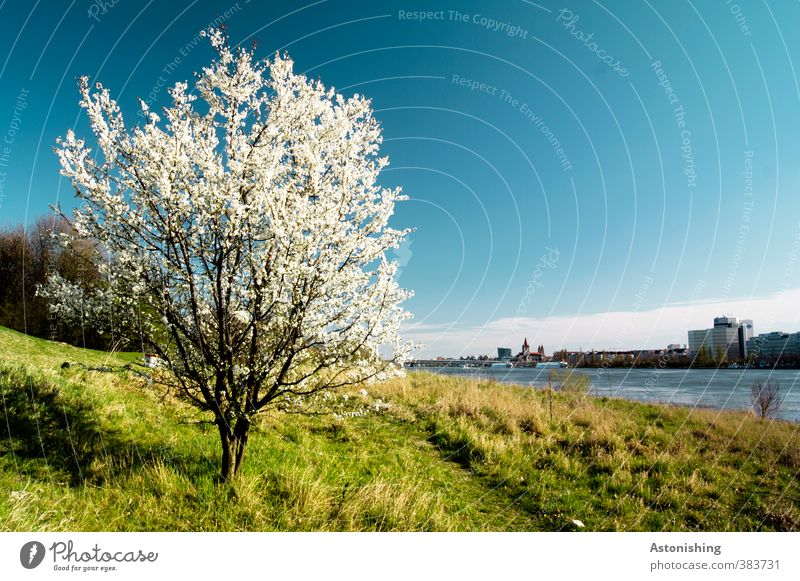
<box><xmin>1</xmin><ymin>325</ymin><xmax>798</xmax><ymax>531</ymax></box>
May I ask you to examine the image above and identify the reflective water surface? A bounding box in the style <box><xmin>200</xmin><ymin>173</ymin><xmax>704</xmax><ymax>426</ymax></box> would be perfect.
<box><xmin>422</xmin><ymin>367</ymin><xmax>800</xmax><ymax>422</ymax></box>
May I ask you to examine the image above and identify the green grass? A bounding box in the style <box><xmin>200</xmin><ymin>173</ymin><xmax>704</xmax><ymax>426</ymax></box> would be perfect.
<box><xmin>1</xmin><ymin>325</ymin><xmax>798</xmax><ymax>531</ymax></box>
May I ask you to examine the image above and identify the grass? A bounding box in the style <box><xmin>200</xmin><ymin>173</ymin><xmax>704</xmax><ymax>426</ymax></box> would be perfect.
<box><xmin>1</xmin><ymin>325</ymin><xmax>798</xmax><ymax>531</ymax></box>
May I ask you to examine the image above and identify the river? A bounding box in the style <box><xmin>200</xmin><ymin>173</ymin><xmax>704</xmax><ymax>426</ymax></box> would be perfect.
<box><xmin>420</xmin><ymin>367</ymin><xmax>800</xmax><ymax>422</ymax></box>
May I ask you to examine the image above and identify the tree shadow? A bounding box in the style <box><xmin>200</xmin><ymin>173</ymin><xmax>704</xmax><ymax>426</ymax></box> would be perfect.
<box><xmin>0</xmin><ymin>365</ymin><xmax>208</xmax><ymax>487</ymax></box>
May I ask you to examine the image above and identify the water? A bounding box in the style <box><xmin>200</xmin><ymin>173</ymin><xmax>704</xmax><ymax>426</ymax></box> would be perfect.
<box><xmin>420</xmin><ymin>367</ymin><xmax>800</xmax><ymax>422</ymax></box>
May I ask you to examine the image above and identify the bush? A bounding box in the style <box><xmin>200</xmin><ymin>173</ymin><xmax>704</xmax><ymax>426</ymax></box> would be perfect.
<box><xmin>0</xmin><ymin>215</ymin><xmax>107</xmax><ymax>349</ymax></box>
<box><xmin>751</xmin><ymin>377</ymin><xmax>782</xmax><ymax>420</ymax></box>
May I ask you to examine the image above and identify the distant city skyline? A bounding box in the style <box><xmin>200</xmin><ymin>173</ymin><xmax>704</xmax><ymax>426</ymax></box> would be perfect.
<box><xmin>408</xmin><ymin>286</ymin><xmax>800</xmax><ymax>358</ymax></box>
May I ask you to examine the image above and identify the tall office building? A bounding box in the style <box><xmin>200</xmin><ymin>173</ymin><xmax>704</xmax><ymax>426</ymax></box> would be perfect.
<box><xmin>746</xmin><ymin>331</ymin><xmax>800</xmax><ymax>361</ymax></box>
<box><xmin>688</xmin><ymin>316</ymin><xmax>751</xmax><ymax>361</ymax></box>
<box><xmin>738</xmin><ymin>319</ymin><xmax>754</xmax><ymax>358</ymax></box>
<box><xmin>497</xmin><ymin>347</ymin><xmax>512</xmax><ymax>360</ymax></box>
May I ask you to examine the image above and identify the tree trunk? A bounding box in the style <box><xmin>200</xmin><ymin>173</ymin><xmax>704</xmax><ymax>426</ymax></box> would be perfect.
<box><xmin>217</xmin><ymin>417</ymin><xmax>251</xmax><ymax>483</ymax></box>
<box><xmin>218</xmin><ymin>420</ymin><xmax>236</xmax><ymax>483</ymax></box>
<box><xmin>232</xmin><ymin>417</ymin><xmax>250</xmax><ymax>477</ymax></box>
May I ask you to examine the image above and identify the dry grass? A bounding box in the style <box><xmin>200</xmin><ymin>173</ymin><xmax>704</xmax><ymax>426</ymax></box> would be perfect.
<box><xmin>370</xmin><ymin>372</ymin><xmax>800</xmax><ymax>531</ymax></box>
<box><xmin>2</xmin><ymin>325</ymin><xmax>799</xmax><ymax>531</ymax></box>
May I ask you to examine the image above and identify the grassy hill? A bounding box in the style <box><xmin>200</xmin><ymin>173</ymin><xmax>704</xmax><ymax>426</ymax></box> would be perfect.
<box><xmin>0</xmin><ymin>325</ymin><xmax>798</xmax><ymax>531</ymax></box>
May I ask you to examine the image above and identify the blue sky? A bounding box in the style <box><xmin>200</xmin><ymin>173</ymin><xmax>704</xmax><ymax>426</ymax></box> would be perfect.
<box><xmin>1</xmin><ymin>0</ymin><xmax>799</xmax><ymax>356</ymax></box>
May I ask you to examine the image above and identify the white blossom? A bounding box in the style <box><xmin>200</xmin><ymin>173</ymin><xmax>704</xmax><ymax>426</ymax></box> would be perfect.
<box><xmin>41</xmin><ymin>28</ymin><xmax>418</xmax><ymax>480</ymax></box>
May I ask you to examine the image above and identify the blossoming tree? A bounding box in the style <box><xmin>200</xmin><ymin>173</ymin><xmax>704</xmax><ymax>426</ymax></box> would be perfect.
<box><xmin>44</xmin><ymin>29</ymin><xmax>414</xmax><ymax>482</ymax></box>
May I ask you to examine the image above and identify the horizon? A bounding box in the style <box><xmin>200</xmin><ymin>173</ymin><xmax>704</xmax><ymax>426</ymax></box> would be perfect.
<box><xmin>408</xmin><ymin>286</ymin><xmax>800</xmax><ymax>358</ymax></box>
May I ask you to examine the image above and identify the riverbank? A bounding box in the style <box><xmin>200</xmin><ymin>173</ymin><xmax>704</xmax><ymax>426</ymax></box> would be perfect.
<box><xmin>424</xmin><ymin>366</ymin><xmax>800</xmax><ymax>423</ymax></box>
<box><xmin>1</xmin><ymin>326</ymin><xmax>798</xmax><ymax>531</ymax></box>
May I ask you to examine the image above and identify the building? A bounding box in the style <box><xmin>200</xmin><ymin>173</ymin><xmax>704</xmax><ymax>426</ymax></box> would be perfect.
<box><xmin>497</xmin><ymin>347</ymin><xmax>513</xmax><ymax>360</ymax></box>
<box><xmin>512</xmin><ymin>338</ymin><xmax>544</xmax><ymax>366</ymax></box>
<box><xmin>582</xmin><ymin>350</ymin><xmax>636</xmax><ymax>365</ymax></box>
<box><xmin>738</xmin><ymin>319</ymin><xmax>754</xmax><ymax>358</ymax></box>
<box><xmin>665</xmin><ymin>344</ymin><xmax>690</xmax><ymax>356</ymax></box>
<box><xmin>550</xmin><ymin>347</ymin><xmax>693</xmax><ymax>367</ymax></box>
<box><xmin>688</xmin><ymin>316</ymin><xmax>751</xmax><ymax>361</ymax></box>
<box><xmin>746</xmin><ymin>331</ymin><xmax>800</xmax><ymax>362</ymax></box>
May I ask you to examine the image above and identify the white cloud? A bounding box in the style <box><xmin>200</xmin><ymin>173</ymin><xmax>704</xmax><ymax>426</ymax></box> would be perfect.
<box><xmin>404</xmin><ymin>287</ymin><xmax>800</xmax><ymax>358</ymax></box>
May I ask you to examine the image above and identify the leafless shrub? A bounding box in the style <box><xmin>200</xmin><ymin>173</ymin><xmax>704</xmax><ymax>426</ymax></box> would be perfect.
<box><xmin>751</xmin><ymin>377</ymin><xmax>782</xmax><ymax>420</ymax></box>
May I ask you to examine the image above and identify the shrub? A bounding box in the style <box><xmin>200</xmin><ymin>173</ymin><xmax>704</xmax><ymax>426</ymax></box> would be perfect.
<box><xmin>751</xmin><ymin>377</ymin><xmax>782</xmax><ymax>420</ymax></box>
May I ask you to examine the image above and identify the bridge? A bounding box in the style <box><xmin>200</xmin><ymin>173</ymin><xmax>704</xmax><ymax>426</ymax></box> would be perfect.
<box><xmin>405</xmin><ymin>359</ymin><xmax>514</xmax><ymax>368</ymax></box>
<box><xmin>405</xmin><ymin>359</ymin><xmax>566</xmax><ymax>369</ymax></box>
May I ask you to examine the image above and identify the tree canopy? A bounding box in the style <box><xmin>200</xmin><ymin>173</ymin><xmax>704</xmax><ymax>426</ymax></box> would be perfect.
<box><xmin>42</xmin><ymin>28</ymin><xmax>415</xmax><ymax>481</ymax></box>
